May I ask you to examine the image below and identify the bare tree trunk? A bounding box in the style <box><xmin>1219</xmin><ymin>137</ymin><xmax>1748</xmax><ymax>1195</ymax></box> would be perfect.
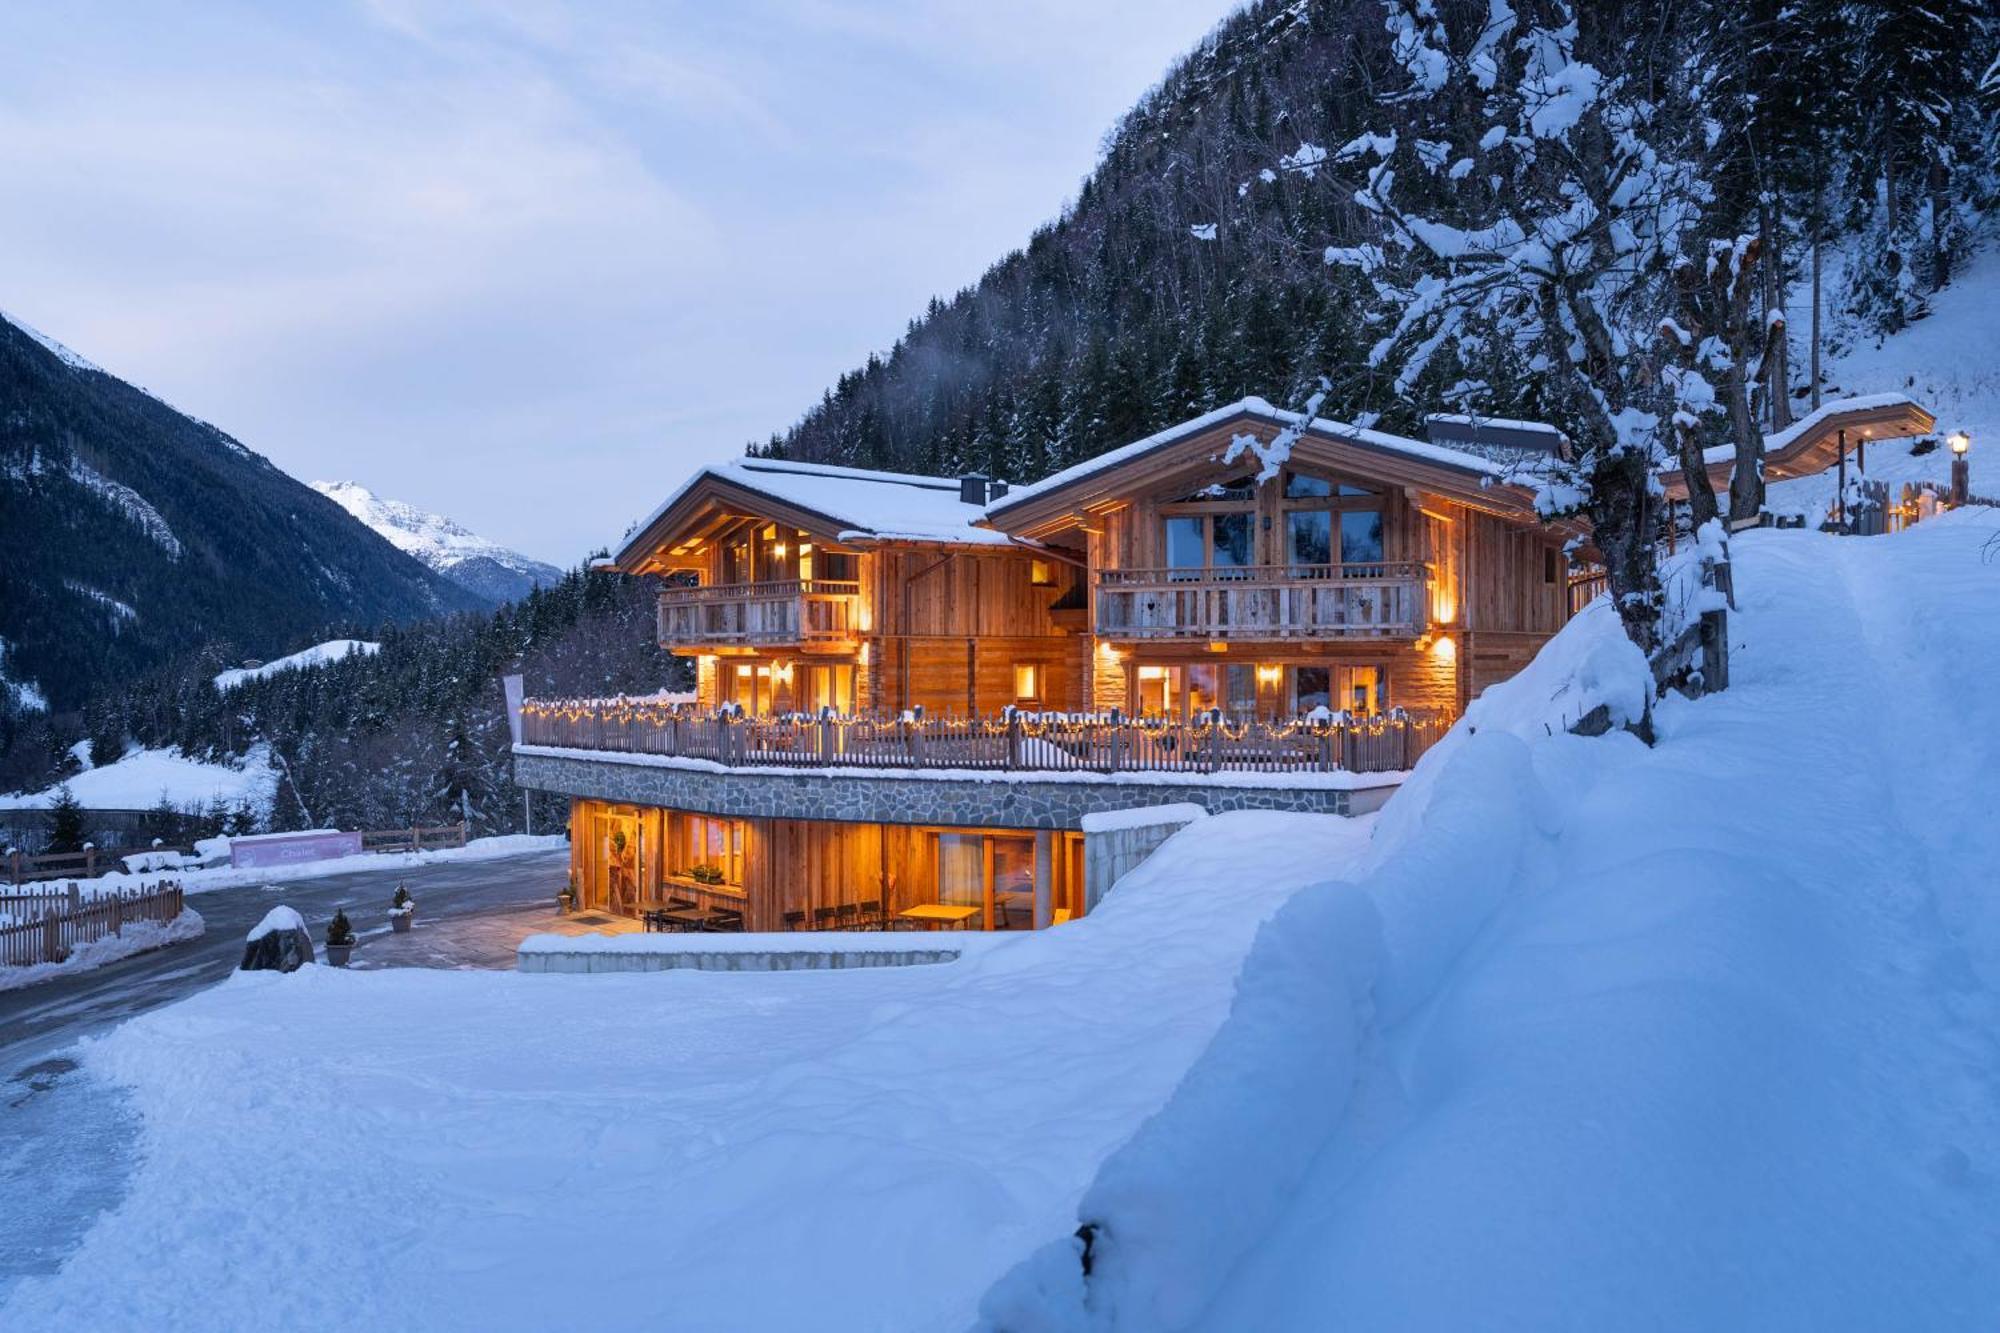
<box><xmin>1588</xmin><ymin>449</ymin><xmax>1663</xmax><ymax>656</ymax></box>
<box><xmin>1673</xmin><ymin>421</ymin><xmax>1721</xmax><ymax>536</ymax></box>
<box><xmin>1765</xmin><ymin>201</ymin><xmax>1792</xmax><ymax>431</ymax></box>
<box><xmin>1810</xmin><ymin>237</ymin><xmax>1823</xmax><ymax>410</ymax></box>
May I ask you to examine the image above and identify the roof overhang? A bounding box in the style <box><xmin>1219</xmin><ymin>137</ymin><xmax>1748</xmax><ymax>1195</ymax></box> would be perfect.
<box><xmin>981</xmin><ymin>405</ymin><xmax>1546</xmax><ymax>542</ymax></box>
<box><xmin>613</xmin><ymin>471</ymin><xmax>868</xmax><ymax>576</ymax></box>
<box><xmin>1660</xmin><ymin>395</ymin><xmax>1936</xmax><ymax>501</ymax></box>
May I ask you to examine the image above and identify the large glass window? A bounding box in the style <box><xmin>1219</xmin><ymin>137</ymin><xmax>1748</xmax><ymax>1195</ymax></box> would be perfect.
<box><xmin>1165</xmin><ymin>516</ymin><xmax>1206</xmax><ymax>571</ymax></box>
<box><xmin>1211</xmin><ymin>513</ymin><xmax>1254</xmax><ymax>571</ymax></box>
<box><xmin>938</xmin><ymin>834</ymin><xmax>983</xmax><ymax>909</ymax></box>
<box><xmin>1340</xmin><ymin>510</ymin><xmax>1385</xmax><ymax>564</ymax></box>
<box><xmin>1294</xmin><ymin>666</ymin><xmax>1332</xmax><ymax>714</ymax></box>
<box><xmin>992</xmin><ymin>836</ymin><xmax>1035</xmax><ymax>930</ymax></box>
<box><xmin>681</xmin><ymin>815</ymin><xmax>744</xmax><ymax>886</ymax></box>
<box><xmin>1288</xmin><ymin>511</ymin><xmax>1332</xmax><ymax>567</ymax></box>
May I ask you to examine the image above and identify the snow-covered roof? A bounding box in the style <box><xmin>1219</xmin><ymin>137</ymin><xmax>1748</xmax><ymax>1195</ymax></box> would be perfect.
<box><xmin>1695</xmin><ymin>392</ymin><xmax>1929</xmax><ymax>468</ymax></box>
<box><xmin>617</xmin><ymin>456</ymin><xmax>1015</xmax><ymax>566</ymax></box>
<box><xmin>985</xmin><ymin>396</ymin><xmax>1505</xmax><ymax>518</ymax></box>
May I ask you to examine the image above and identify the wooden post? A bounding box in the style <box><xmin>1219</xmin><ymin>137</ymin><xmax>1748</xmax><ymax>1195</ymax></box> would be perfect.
<box><xmin>1836</xmin><ymin>428</ymin><xmax>1847</xmax><ymax>529</ymax></box>
<box><xmin>1005</xmin><ymin>713</ymin><xmax>1023</xmax><ymax>769</ymax></box>
<box><xmin>1106</xmin><ymin>709</ymin><xmax>1124</xmax><ymax>774</ymax></box>
<box><xmin>1205</xmin><ymin>709</ymin><xmax>1221</xmax><ymax>774</ymax></box>
<box><xmin>820</xmin><ymin>712</ymin><xmax>836</xmax><ymax>765</ymax></box>
<box><xmin>43</xmin><ymin>914</ymin><xmax>62</xmax><ymax>966</ymax></box>
<box><xmin>67</xmin><ymin>880</ymin><xmax>81</xmax><ymax>912</ymax></box>
<box><xmin>1318</xmin><ymin>728</ymin><xmax>1336</xmax><ymax>773</ymax></box>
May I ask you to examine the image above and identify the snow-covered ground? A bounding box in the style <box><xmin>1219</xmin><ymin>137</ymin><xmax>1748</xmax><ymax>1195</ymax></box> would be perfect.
<box><xmin>1767</xmin><ymin>240</ymin><xmax>2000</xmax><ymax>520</ymax></box>
<box><xmin>87</xmin><ymin>833</ymin><xmax>569</xmax><ymax>900</ymax></box>
<box><xmin>984</xmin><ymin>510</ymin><xmax>2000</xmax><ymax>1330</ymax></box>
<box><xmin>0</xmin><ymin>911</ymin><xmax>203</xmax><ymax>994</ymax></box>
<box><xmin>211</xmin><ymin>640</ymin><xmax>378</xmax><ymax>692</ymax></box>
<box><xmin>0</xmin><ymin>812</ymin><xmax>1369</xmax><ymax>1330</ymax></box>
<box><xmin>0</xmin><ymin>746</ymin><xmax>276</xmax><ymax>815</ymax></box>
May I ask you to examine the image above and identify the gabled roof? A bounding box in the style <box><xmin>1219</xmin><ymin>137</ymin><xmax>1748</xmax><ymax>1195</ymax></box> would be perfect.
<box><xmin>1660</xmin><ymin>393</ymin><xmax>1935</xmax><ymax>500</ymax></box>
<box><xmin>982</xmin><ymin>396</ymin><xmax>1546</xmax><ymax>538</ymax></box>
<box><xmin>614</xmin><ymin>456</ymin><xmax>1013</xmax><ymax>572</ymax></box>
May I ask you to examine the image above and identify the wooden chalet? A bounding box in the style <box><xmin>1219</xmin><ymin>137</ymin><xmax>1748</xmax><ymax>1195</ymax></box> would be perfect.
<box><xmin>526</xmin><ymin>397</ymin><xmax>1591</xmax><ymax>932</ymax></box>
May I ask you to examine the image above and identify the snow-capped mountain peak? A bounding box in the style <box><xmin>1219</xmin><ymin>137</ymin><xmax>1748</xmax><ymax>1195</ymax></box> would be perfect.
<box><xmin>311</xmin><ymin>481</ymin><xmax>563</xmax><ymax>605</ymax></box>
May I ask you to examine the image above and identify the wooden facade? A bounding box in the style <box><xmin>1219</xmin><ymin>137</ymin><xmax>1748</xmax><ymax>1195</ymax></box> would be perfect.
<box><xmin>569</xmin><ymin>798</ymin><xmax>1085</xmax><ymax>932</ymax></box>
<box><xmin>574</xmin><ymin>405</ymin><xmax>1581</xmax><ymax>929</ymax></box>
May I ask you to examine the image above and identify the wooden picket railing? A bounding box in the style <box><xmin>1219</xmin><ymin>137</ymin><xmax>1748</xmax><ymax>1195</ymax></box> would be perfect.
<box><xmin>0</xmin><ymin>880</ymin><xmax>186</xmax><ymax>969</ymax></box>
<box><xmin>359</xmin><ymin>823</ymin><xmax>470</xmax><ymax>854</ymax></box>
<box><xmin>4</xmin><ymin>846</ymin><xmax>108</xmax><ymax>885</ymax></box>
<box><xmin>520</xmin><ymin>699</ymin><xmax>1455</xmax><ymax>776</ymax></box>
<box><xmin>1095</xmin><ymin>562</ymin><xmax>1430</xmax><ymax>639</ymax></box>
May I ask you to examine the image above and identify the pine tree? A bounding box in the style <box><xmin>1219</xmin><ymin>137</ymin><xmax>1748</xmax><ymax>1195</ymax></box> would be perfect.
<box><xmin>45</xmin><ymin>783</ymin><xmax>87</xmax><ymax>855</ymax></box>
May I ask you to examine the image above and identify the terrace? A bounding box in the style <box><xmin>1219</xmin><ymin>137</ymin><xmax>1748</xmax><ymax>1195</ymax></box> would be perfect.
<box><xmin>519</xmin><ymin>698</ymin><xmax>1451</xmax><ymax>777</ymax></box>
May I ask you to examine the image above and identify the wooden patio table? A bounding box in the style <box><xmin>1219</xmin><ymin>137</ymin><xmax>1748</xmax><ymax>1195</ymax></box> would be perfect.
<box><xmin>896</xmin><ymin>903</ymin><xmax>982</xmax><ymax>930</ymax></box>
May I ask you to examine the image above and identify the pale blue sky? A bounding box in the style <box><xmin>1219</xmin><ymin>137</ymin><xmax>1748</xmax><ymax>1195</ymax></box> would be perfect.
<box><xmin>0</xmin><ymin>0</ymin><xmax>1233</xmax><ymax>564</ymax></box>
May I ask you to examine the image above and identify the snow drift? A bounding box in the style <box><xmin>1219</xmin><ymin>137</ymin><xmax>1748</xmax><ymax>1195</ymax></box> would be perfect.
<box><xmin>983</xmin><ymin>511</ymin><xmax>2000</xmax><ymax>1330</ymax></box>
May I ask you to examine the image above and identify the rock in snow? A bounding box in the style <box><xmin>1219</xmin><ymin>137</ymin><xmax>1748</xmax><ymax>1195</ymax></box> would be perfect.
<box><xmin>239</xmin><ymin>906</ymin><xmax>314</xmax><ymax>972</ymax></box>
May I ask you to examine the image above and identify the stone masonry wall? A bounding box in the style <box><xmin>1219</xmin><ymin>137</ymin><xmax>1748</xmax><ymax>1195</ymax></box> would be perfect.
<box><xmin>513</xmin><ymin>749</ymin><xmax>1374</xmax><ymax>828</ymax></box>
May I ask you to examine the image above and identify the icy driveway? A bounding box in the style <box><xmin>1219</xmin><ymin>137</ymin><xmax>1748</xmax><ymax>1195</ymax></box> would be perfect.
<box><xmin>0</xmin><ymin>810</ymin><xmax>1371</xmax><ymax>1332</ymax></box>
<box><xmin>0</xmin><ymin>845</ymin><xmax>568</xmax><ymax>1304</ymax></box>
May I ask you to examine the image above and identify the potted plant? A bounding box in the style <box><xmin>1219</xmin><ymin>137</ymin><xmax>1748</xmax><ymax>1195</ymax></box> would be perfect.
<box><xmin>558</xmin><ymin>870</ymin><xmax>578</xmax><ymax>914</ymax></box>
<box><xmin>389</xmin><ymin>883</ymin><xmax>416</xmax><ymax>933</ymax></box>
<box><xmin>690</xmin><ymin>863</ymin><xmax>724</xmax><ymax>886</ymax></box>
<box><xmin>324</xmin><ymin>909</ymin><xmax>356</xmax><ymax>967</ymax></box>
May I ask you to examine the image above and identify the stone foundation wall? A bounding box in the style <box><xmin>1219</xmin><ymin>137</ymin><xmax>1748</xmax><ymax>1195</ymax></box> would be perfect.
<box><xmin>513</xmin><ymin>748</ymin><xmax>1382</xmax><ymax>828</ymax></box>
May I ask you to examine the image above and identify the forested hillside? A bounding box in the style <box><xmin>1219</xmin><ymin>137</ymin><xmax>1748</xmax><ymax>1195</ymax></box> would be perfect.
<box><xmin>0</xmin><ymin>313</ymin><xmax>485</xmax><ymax>715</ymax></box>
<box><xmin>759</xmin><ymin>0</ymin><xmax>1996</xmax><ymax>486</ymax></box>
<box><xmin>1</xmin><ymin>569</ymin><xmax>686</xmax><ymax>838</ymax></box>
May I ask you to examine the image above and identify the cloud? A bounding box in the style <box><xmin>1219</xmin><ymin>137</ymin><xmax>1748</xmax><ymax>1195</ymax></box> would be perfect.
<box><xmin>0</xmin><ymin>0</ymin><xmax>1233</xmax><ymax>562</ymax></box>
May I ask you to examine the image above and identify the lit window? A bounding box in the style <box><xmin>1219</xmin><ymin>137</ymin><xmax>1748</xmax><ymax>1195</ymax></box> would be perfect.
<box><xmin>1013</xmin><ymin>663</ymin><xmax>1040</xmax><ymax>702</ymax></box>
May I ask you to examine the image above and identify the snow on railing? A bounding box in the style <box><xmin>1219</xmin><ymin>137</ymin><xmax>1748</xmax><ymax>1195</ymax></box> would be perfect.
<box><xmin>518</xmin><ymin>700</ymin><xmax>1455</xmax><ymax>776</ymax></box>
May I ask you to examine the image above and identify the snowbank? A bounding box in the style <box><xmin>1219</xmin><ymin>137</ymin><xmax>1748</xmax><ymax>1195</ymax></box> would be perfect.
<box><xmin>3</xmin><ymin>813</ymin><xmax>1373</xmax><ymax>1331</ymax></box>
<box><xmin>212</xmin><ymin>640</ymin><xmax>378</xmax><ymax>692</ymax></box>
<box><xmin>0</xmin><ymin>745</ymin><xmax>277</xmax><ymax>814</ymax></box>
<box><xmin>0</xmin><ymin>909</ymin><xmax>203</xmax><ymax>993</ymax></box>
<box><xmin>90</xmin><ymin>833</ymin><xmax>568</xmax><ymax>899</ymax></box>
<box><xmin>984</xmin><ymin>513</ymin><xmax>2000</xmax><ymax>1329</ymax></box>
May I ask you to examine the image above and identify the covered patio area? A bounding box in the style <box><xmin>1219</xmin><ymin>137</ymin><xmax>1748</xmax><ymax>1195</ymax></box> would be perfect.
<box><xmin>568</xmin><ymin>799</ymin><xmax>1087</xmax><ymax>933</ymax></box>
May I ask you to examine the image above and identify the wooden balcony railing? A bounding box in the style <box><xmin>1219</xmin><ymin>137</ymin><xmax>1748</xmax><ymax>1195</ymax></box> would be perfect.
<box><xmin>656</xmin><ymin>579</ymin><xmax>861</xmax><ymax>648</ymax></box>
<box><xmin>520</xmin><ymin>699</ymin><xmax>1455</xmax><ymax>777</ymax></box>
<box><xmin>1094</xmin><ymin>562</ymin><xmax>1430</xmax><ymax>639</ymax></box>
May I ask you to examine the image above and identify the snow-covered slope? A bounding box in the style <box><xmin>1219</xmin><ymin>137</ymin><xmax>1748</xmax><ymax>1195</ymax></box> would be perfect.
<box><xmin>985</xmin><ymin>511</ymin><xmax>2000</xmax><ymax>1330</ymax></box>
<box><xmin>1766</xmin><ymin>240</ymin><xmax>2000</xmax><ymax>520</ymax></box>
<box><xmin>0</xmin><ymin>745</ymin><xmax>276</xmax><ymax>815</ymax></box>
<box><xmin>312</xmin><ymin>481</ymin><xmax>561</xmax><ymax>606</ymax></box>
<box><xmin>212</xmin><ymin>639</ymin><xmax>379</xmax><ymax>693</ymax></box>
<box><xmin>0</xmin><ymin>810</ymin><xmax>1373</xmax><ymax>1330</ymax></box>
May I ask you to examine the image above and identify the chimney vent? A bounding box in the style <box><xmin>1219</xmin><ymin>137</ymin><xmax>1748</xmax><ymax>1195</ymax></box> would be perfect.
<box><xmin>959</xmin><ymin>472</ymin><xmax>992</xmax><ymax>505</ymax></box>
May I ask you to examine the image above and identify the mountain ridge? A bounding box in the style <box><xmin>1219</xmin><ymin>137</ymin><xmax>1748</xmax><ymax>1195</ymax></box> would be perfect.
<box><xmin>0</xmin><ymin>311</ymin><xmax>487</xmax><ymax>715</ymax></box>
<box><xmin>311</xmin><ymin>480</ymin><xmax>563</xmax><ymax>606</ymax></box>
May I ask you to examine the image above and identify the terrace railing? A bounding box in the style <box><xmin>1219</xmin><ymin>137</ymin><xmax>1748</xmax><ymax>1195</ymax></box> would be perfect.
<box><xmin>656</xmin><ymin>579</ymin><xmax>861</xmax><ymax>648</ymax></box>
<box><xmin>1095</xmin><ymin>562</ymin><xmax>1429</xmax><ymax>639</ymax></box>
<box><xmin>520</xmin><ymin>699</ymin><xmax>1454</xmax><ymax>776</ymax></box>
<box><xmin>0</xmin><ymin>880</ymin><xmax>186</xmax><ymax>969</ymax></box>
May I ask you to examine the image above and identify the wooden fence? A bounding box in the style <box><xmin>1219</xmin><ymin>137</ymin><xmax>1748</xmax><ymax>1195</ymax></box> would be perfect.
<box><xmin>0</xmin><ymin>880</ymin><xmax>186</xmax><ymax>969</ymax></box>
<box><xmin>8</xmin><ymin>822</ymin><xmax>469</xmax><ymax>884</ymax></box>
<box><xmin>359</xmin><ymin>823</ymin><xmax>470</xmax><ymax>855</ymax></box>
<box><xmin>521</xmin><ymin>700</ymin><xmax>1454</xmax><ymax>776</ymax></box>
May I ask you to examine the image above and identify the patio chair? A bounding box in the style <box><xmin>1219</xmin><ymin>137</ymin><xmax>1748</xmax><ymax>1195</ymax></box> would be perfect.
<box><xmin>836</xmin><ymin>903</ymin><xmax>860</xmax><ymax>931</ymax></box>
<box><xmin>782</xmin><ymin>910</ymin><xmax>808</xmax><ymax>931</ymax></box>
<box><xmin>855</xmin><ymin>898</ymin><xmax>884</xmax><ymax>931</ymax></box>
<box><xmin>812</xmin><ymin>906</ymin><xmax>840</xmax><ymax>931</ymax></box>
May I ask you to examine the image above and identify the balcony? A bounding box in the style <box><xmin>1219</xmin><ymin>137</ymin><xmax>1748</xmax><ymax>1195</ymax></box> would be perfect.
<box><xmin>518</xmin><ymin>699</ymin><xmax>1453</xmax><ymax>777</ymax></box>
<box><xmin>1094</xmin><ymin>562</ymin><xmax>1430</xmax><ymax>640</ymax></box>
<box><xmin>656</xmin><ymin>578</ymin><xmax>861</xmax><ymax>650</ymax></box>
